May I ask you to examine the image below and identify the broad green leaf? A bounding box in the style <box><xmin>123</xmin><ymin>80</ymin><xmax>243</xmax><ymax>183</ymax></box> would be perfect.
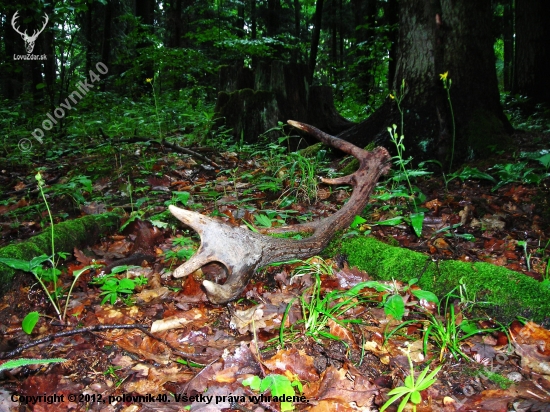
<box><xmin>460</xmin><ymin>320</ymin><xmax>481</xmax><ymax>335</ymax></box>
<box><xmin>22</xmin><ymin>311</ymin><xmax>40</xmax><ymax>334</ymax></box>
<box><xmin>537</xmin><ymin>153</ymin><xmax>550</xmax><ymax>168</ymax></box>
<box><xmin>111</xmin><ymin>265</ymin><xmax>141</xmax><ymax>274</ymax></box>
<box><xmin>350</xmin><ymin>215</ymin><xmax>367</xmax><ymax>229</ymax></box>
<box><xmin>384</xmin><ymin>294</ymin><xmax>405</xmax><ymax>320</ymax></box>
<box><xmin>412</xmin><ymin>290</ymin><xmax>439</xmax><ymax>304</ymax></box>
<box><xmin>416</xmin><ymin>378</ymin><xmax>437</xmax><ymax>391</ymax></box>
<box><xmin>255</xmin><ymin>214</ymin><xmax>273</xmax><ymax>228</ymax></box>
<box><xmin>377</xmin><ymin>216</ymin><xmax>405</xmax><ymax>226</ymax></box>
<box><xmin>410</xmin><ymin>390</ymin><xmax>421</xmax><ymax>404</ymax></box>
<box><xmin>242</xmin><ymin>375</ymin><xmax>261</xmax><ymax>391</ymax></box>
<box><xmin>0</xmin><ymin>257</ymin><xmax>31</xmax><ymax>272</ymax></box>
<box><xmin>410</xmin><ymin>212</ymin><xmax>424</xmax><ymax>237</ymax></box>
<box><xmin>173</xmin><ymin>191</ymin><xmax>190</xmax><ymax>205</ymax></box>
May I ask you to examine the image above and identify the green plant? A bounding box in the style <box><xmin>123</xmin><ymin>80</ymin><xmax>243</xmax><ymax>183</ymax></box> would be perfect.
<box><xmin>90</xmin><ymin>266</ymin><xmax>147</xmax><ymax>305</ymax></box>
<box><xmin>380</xmin><ymin>348</ymin><xmax>442</xmax><ymax>412</ymax></box>
<box><xmin>516</xmin><ymin>240</ymin><xmax>532</xmax><ymax>271</ymax></box>
<box><xmin>0</xmin><ymin>174</ymin><xmax>100</xmax><ymax>330</ymax></box>
<box><xmin>440</xmin><ymin>72</ymin><xmax>456</xmax><ymax>172</ymax></box>
<box><xmin>386</xmin><ymin>284</ymin><xmax>505</xmax><ymax>361</ymax></box>
<box><xmin>490</xmin><ymin>162</ymin><xmax>546</xmax><ymax>191</ymax></box>
<box><xmin>146</xmin><ymin>75</ymin><xmax>163</xmax><ymax>140</ymax></box>
<box><xmin>103</xmin><ymin>365</ymin><xmax>127</xmax><ymax>388</ymax></box>
<box><xmin>443</xmin><ymin>166</ymin><xmax>495</xmax><ymax>191</ymax></box>
<box><xmin>242</xmin><ymin>373</ymin><xmax>302</xmax><ymax>412</ymax></box>
<box><xmin>0</xmin><ymin>358</ymin><xmax>66</xmax><ymax>372</ymax></box>
<box><xmin>386</xmin><ymin>81</ymin><xmax>426</xmax><ymax>238</ymax></box>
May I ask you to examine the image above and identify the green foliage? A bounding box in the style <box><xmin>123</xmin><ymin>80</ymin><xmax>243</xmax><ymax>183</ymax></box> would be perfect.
<box><xmin>490</xmin><ymin>161</ymin><xmax>547</xmax><ymax>191</ymax></box>
<box><xmin>22</xmin><ymin>311</ymin><xmax>40</xmax><ymax>334</ymax></box>
<box><xmin>90</xmin><ymin>267</ymin><xmax>147</xmax><ymax>305</ymax></box>
<box><xmin>440</xmin><ymin>72</ymin><xmax>456</xmax><ymax>172</ymax></box>
<box><xmin>380</xmin><ymin>350</ymin><xmax>442</xmax><ymax>412</ymax></box>
<box><xmin>242</xmin><ymin>373</ymin><xmax>302</xmax><ymax>412</ymax></box>
<box><xmin>0</xmin><ymin>358</ymin><xmax>66</xmax><ymax>372</ymax></box>
<box><xmin>339</xmin><ymin>236</ymin><xmax>550</xmax><ymax>323</ymax></box>
<box><xmin>386</xmin><ymin>283</ymin><xmax>507</xmax><ymax>362</ymax></box>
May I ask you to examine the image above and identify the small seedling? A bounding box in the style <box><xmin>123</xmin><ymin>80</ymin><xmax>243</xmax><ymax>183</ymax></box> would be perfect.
<box><xmin>242</xmin><ymin>373</ymin><xmax>302</xmax><ymax>412</ymax></box>
<box><xmin>380</xmin><ymin>348</ymin><xmax>442</xmax><ymax>412</ymax></box>
<box><xmin>90</xmin><ymin>266</ymin><xmax>147</xmax><ymax>305</ymax></box>
<box><xmin>516</xmin><ymin>240</ymin><xmax>531</xmax><ymax>271</ymax></box>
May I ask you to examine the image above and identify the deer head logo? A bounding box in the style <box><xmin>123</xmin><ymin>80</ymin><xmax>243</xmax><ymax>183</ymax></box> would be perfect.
<box><xmin>11</xmin><ymin>11</ymin><xmax>49</xmax><ymax>54</ymax></box>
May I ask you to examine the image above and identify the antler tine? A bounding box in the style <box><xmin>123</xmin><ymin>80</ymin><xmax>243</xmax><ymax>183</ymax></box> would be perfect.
<box><xmin>38</xmin><ymin>13</ymin><xmax>49</xmax><ymax>34</ymax></box>
<box><xmin>30</xmin><ymin>12</ymin><xmax>49</xmax><ymax>39</ymax></box>
<box><xmin>11</xmin><ymin>11</ymin><xmax>26</xmax><ymax>36</ymax></box>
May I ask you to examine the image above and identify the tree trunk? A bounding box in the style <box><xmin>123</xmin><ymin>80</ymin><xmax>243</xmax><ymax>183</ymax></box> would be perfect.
<box><xmin>351</xmin><ymin>0</ymin><xmax>377</xmax><ymax>103</ymax></box>
<box><xmin>512</xmin><ymin>0</ymin><xmax>550</xmax><ymax>105</ymax></box>
<box><xmin>386</xmin><ymin>0</ymin><xmax>398</xmax><ymax>91</ymax></box>
<box><xmin>214</xmin><ymin>61</ymin><xmax>354</xmax><ymax>144</ymax></box>
<box><xmin>308</xmin><ymin>0</ymin><xmax>324</xmax><ymax>84</ymax></box>
<box><xmin>339</xmin><ymin>0</ymin><xmax>512</xmax><ymax>167</ymax></box>
<box><xmin>502</xmin><ymin>0</ymin><xmax>514</xmax><ymax>92</ymax></box>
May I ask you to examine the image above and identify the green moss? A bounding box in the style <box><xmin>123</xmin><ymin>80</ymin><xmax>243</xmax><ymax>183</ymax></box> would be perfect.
<box><xmin>338</xmin><ymin>236</ymin><xmax>550</xmax><ymax>324</ymax></box>
<box><xmin>339</xmin><ymin>158</ymin><xmax>359</xmax><ymax>176</ymax></box>
<box><xmin>298</xmin><ymin>142</ymin><xmax>325</xmax><ymax>158</ymax></box>
<box><xmin>0</xmin><ymin>212</ymin><xmax>121</xmax><ymax>297</ymax></box>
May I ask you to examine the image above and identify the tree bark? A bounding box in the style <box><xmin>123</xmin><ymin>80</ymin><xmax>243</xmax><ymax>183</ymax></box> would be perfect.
<box><xmin>512</xmin><ymin>0</ymin><xmax>550</xmax><ymax>105</ymax></box>
<box><xmin>308</xmin><ymin>0</ymin><xmax>324</xmax><ymax>84</ymax></box>
<box><xmin>502</xmin><ymin>0</ymin><xmax>514</xmax><ymax>92</ymax></box>
<box><xmin>339</xmin><ymin>0</ymin><xmax>512</xmax><ymax>167</ymax></box>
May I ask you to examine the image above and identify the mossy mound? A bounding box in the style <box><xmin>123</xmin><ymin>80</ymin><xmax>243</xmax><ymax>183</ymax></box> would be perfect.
<box><xmin>0</xmin><ymin>212</ymin><xmax>121</xmax><ymax>297</ymax></box>
<box><xmin>337</xmin><ymin>236</ymin><xmax>550</xmax><ymax>325</ymax></box>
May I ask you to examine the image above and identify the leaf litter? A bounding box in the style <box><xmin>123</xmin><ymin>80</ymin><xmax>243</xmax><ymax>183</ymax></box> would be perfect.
<box><xmin>0</xmin><ymin>132</ymin><xmax>550</xmax><ymax>411</ymax></box>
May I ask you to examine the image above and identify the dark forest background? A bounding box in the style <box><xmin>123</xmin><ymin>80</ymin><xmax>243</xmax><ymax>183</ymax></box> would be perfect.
<box><xmin>0</xmin><ymin>0</ymin><xmax>549</xmax><ymax>166</ymax></box>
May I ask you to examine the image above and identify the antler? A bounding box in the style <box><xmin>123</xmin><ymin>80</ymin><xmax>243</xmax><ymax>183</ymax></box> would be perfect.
<box><xmin>11</xmin><ymin>11</ymin><xmax>26</xmax><ymax>37</ymax></box>
<box><xmin>32</xmin><ymin>13</ymin><xmax>49</xmax><ymax>40</ymax></box>
<box><xmin>11</xmin><ymin>11</ymin><xmax>48</xmax><ymax>53</ymax></box>
<box><xmin>169</xmin><ymin>120</ymin><xmax>391</xmax><ymax>304</ymax></box>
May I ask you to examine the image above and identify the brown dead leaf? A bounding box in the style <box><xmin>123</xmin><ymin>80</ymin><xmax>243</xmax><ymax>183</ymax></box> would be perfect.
<box><xmin>73</xmin><ymin>247</ymin><xmax>93</xmax><ymax>265</ymax></box>
<box><xmin>124</xmin><ymin>365</ymin><xmax>191</xmax><ymax>394</ymax></box>
<box><xmin>313</xmin><ymin>365</ymin><xmax>377</xmax><ymax>407</ymax></box>
<box><xmin>136</xmin><ymin>286</ymin><xmax>170</xmax><ymax>303</ymax></box>
<box><xmin>0</xmin><ymin>198</ymin><xmax>27</xmax><ymax>214</ymax></box>
<box><xmin>230</xmin><ymin>304</ymin><xmax>277</xmax><ymax>334</ymax></box>
<box><xmin>213</xmin><ymin>365</ymin><xmax>239</xmax><ymax>383</ymax></box>
<box><xmin>307</xmin><ymin>400</ymin><xmax>354</xmax><ymax>412</ymax></box>
<box><xmin>327</xmin><ymin>319</ymin><xmax>357</xmax><ymax>348</ymax></box>
<box><xmin>263</xmin><ymin>348</ymin><xmax>319</xmax><ymax>381</ymax></box>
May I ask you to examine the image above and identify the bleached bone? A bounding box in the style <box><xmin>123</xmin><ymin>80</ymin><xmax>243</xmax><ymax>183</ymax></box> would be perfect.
<box><xmin>169</xmin><ymin>120</ymin><xmax>391</xmax><ymax>304</ymax></box>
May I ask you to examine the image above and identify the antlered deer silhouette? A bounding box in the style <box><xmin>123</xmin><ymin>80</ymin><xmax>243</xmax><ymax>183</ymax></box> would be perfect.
<box><xmin>11</xmin><ymin>11</ymin><xmax>49</xmax><ymax>54</ymax></box>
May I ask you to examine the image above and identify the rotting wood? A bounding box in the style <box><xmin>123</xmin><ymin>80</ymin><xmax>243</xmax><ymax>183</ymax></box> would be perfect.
<box><xmin>169</xmin><ymin>120</ymin><xmax>391</xmax><ymax>304</ymax></box>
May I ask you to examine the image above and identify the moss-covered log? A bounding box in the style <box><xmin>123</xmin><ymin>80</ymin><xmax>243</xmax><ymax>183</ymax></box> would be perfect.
<box><xmin>0</xmin><ymin>212</ymin><xmax>121</xmax><ymax>297</ymax></box>
<box><xmin>338</xmin><ymin>236</ymin><xmax>550</xmax><ymax>325</ymax></box>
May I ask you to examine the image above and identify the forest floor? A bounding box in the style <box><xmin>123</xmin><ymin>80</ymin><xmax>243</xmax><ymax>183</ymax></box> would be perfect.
<box><xmin>0</xmin><ymin>127</ymin><xmax>550</xmax><ymax>411</ymax></box>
